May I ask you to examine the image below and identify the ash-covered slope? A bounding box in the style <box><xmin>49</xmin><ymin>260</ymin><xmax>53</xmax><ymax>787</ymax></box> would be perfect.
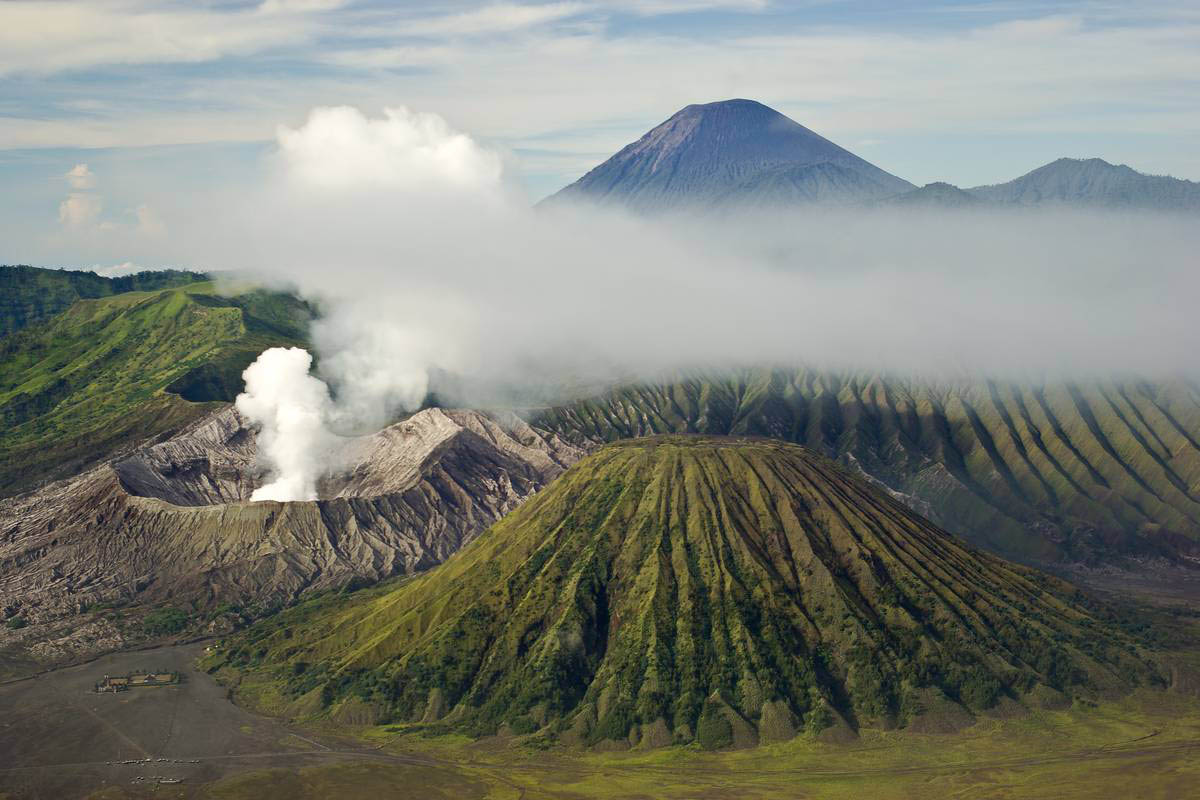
<box><xmin>547</xmin><ymin>99</ymin><xmax>912</xmax><ymax>211</ymax></box>
<box><xmin>0</xmin><ymin>406</ymin><xmax>585</xmax><ymax>661</ymax></box>
<box><xmin>214</xmin><ymin>438</ymin><xmax>1157</xmax><ymax>749</ymax></box>
<box><xmin>969</xmin><ymin>158</ymin><xmax>1200</xmax><ymax>210</ymax></box>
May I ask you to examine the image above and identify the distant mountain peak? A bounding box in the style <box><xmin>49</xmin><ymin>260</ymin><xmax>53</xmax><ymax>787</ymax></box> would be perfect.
<box><xmin>970</xmin><ymin>157</ymin><xmax>1199</xmax><ymax>209</ymax></box>
<box><xmin>547</xmin><ymin>99</ymin><xmax>912</xmax><ymax>210</ymax></box>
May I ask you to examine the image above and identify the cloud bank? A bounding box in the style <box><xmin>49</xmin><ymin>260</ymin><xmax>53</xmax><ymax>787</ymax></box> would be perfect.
<box><xmin>192</xmin><ymin>104</ymin><xmax>1198</xmax><ymax>500</ymax></box>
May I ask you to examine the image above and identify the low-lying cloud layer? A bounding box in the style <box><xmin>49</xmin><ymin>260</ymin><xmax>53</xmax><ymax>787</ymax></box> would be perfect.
<box><xmin>202</xmin><ymin>106</ymin><xmax>1197</xmax><ymax>500</ymax></box>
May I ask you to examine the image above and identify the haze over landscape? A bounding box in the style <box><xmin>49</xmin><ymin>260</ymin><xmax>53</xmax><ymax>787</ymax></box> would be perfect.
<box><xmin>2</xmin><ymin>2</ymin><xmax>1199</xmax><ymax>799</ymax></box>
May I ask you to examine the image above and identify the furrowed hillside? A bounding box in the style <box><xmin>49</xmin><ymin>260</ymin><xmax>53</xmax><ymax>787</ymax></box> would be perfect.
<box><xmin>209</xmin><ymin>438</ymin><xmax>1158</xmax><ymax>749</ymax></box>
<box><xmin>531</xmin><ymin>370</ymin><xmax>1200</xmax><ymax>566</ymax></box>
<box><xmin>0</xmin><ymin>265</ymin><xmax>207</xmax><ymax>337</ymax></box>
<box><xmin>0</xmin><ymin>282</ymin><xmax>311</xmax><ymax>495</ymax></box>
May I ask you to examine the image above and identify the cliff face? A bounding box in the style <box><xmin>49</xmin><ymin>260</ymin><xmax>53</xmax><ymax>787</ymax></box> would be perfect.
<box><xmin>0</xmin><ymin>406</ymin><xmax>586</xmax><ymax>664</ymax></box>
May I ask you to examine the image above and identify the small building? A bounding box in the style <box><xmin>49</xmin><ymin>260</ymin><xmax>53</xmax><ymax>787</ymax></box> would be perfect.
<box><xmin>95</xmin><ymin>670</ymin><xmax>180</xmax><ymax>692</ymax></box>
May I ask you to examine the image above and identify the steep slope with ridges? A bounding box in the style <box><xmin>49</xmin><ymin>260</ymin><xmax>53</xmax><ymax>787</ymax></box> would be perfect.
<box><xmin>531</xmin><ymin>370</ymin><xmax>1200</xmax><ymax>564</ymax></box>
<box><xmin>213</xmin><ymin>438</ymin><xmax>1158</xmax><ymax>748</ymax></box>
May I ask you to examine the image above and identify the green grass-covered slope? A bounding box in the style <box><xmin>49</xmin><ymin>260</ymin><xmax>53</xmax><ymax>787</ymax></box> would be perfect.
<box><xmin>0</xmin><ymin>281</ymin><xmax>310</xmax><ymax>495</ymax></box>
<box><xmin>532</xmin><ymin>370</ymin><xmax>1200</xmax><ymax>564</ymax></box>
<box><xmin>0</xmin><ymin>264</ymin><xmax>207</xmax><ymax>337</ymax></box>
<box><xmin>210</xmin><ymin>437</ymin><xmax>1159</xmax><ymax>749</ymax></box>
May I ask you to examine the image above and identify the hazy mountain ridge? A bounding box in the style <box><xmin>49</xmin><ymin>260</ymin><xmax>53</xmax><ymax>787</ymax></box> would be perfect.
<box><xmin>874</xmin><ymin>182</ymin><xmax>983</xmax><ymax>208</ymax></box>
<box><xmin>208</xmin><ymin>437</ymin><xmax>1158</xmax><ymax>748</ymax></box>
<box><xmin>0</xmin><ymin>264</ymin><xmax>208</xmax><ymax>338</ymax></box>
<box><xmin>968</xmin><ymin>157</ymin><xmax>1200</xmax><ymax>210</ymax></box>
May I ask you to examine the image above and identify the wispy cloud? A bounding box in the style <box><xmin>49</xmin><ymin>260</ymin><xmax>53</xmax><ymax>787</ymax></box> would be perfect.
<box><xmin>399</xmin><ymin>2</ymin><xmax>589</xmax><ymax>37</ymax></box>
<box><xmin>59</xmin><ymin>192</ymin><xmax>102</xmax><ymax>228</ymax></box>
<box><xmin>0</xmin><ymin>0</ymin><xmax>327</xmax><ymax>76</ymax></box>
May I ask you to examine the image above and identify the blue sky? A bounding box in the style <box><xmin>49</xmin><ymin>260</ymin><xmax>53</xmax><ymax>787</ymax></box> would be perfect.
<box><xmin>1</xmin><ymin>0</ymin><xmax>1197</xmax><ymax>268</ymax></box>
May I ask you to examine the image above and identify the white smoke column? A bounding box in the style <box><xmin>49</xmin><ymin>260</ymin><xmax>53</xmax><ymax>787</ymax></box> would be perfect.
<box><xmin>268</xmin><ymin>105</ymin><xmax>503</xmax><ymax>433</ymax></box>
<box><xmin>235</xmin><ymin>347</ymin><xmax>335</xmax><ymax>501</ymax></box>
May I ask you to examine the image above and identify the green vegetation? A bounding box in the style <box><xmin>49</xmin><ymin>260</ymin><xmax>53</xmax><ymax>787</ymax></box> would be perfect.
<box><xmin>142</xmin><ymin>607</ymin><xmax>189</xmax><ymax>636</ymax></box>
<box><xmin>532</xmin><ymin>369</ymin><xmax>1200</xmax><ymax>564</ymax></box>
<box><xmin>207</xmin><ymin>437</ymin><xmax>1159</xmax><ymax>748</ymax></box>
<box><xmin>0</xmin><ymin>277</ymin><xmax>311</xmax><ymax>495</ymax></box>
<box><xmin>0</xmin><ymin>264</ymin><xmax>206</xmax><ymax>337</ymax></box>
<box><xmin>204</xmin><ymin>762</ymin><xmax>490</xmax><ymax>800</ymax></box>
<box><xmin>3</xmin><ymin>617</ymin><xmax>27</xmax><ymax>630</ymax></box>
<box><xmin>190</xmin><ymin>680</ymin><xmax>1200</xmax><ymax>799</ymax></box>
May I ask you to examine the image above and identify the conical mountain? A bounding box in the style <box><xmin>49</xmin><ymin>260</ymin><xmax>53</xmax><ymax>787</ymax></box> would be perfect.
<box><xmin>216</xmin><ymin>437</ymin><xmax>1158</xmax><ymax>748</ymax></box>
<box><xmin>547</xmin><ymin>99</ymin><xmax>912</xmax><ymax>211</ymax></box>
<box><xmin>969</xmin><ymin>157</ymin><xmax>1200</xmax><ymax>210</ymax></box>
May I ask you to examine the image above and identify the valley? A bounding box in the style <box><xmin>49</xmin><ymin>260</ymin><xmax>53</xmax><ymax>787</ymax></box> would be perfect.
<box><xmin>1</xmin><ymin>641</ymin><xmax>1199</xmax><ymax>799</ymax></box>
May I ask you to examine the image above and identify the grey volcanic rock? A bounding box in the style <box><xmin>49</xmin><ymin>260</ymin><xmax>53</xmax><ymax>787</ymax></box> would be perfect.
<box><xmin>547</xmin><ymin>99</ymin><xmax>912</xmax><ymax>211</ymax></box>
<box><xmin>0</xmin><ymin>406</ymin><xmax>587</xmax><ymax>661</ymax></box>
<box><xmin>969</xmin><ymin>158</ymin><xmax>1200</xmax><ymax>210</ymax></box>
<box><xmin>112</xmin><ymin>407</ymin><xmax>258</xmax><ymax>505</ymax></box>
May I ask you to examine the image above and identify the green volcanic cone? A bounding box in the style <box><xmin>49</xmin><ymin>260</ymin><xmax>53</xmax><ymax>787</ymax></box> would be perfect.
<box><xmin>216</xmin><ymin>437</ymin><xmax>1160</xmax><ymax>748</ymax></box>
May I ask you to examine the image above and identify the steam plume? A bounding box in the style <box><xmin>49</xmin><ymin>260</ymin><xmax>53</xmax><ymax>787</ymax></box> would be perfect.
<box><xmin>235</xmin><ymin>346</ymin><xmax>335</xmax><ymax>501</ymax></box>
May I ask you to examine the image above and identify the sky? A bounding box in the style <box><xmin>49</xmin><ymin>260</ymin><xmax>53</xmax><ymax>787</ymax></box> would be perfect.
<box><xmin>1</xmin><ymin>0</ymin><xmax>1198</xmax><ymax>269</ymax></box>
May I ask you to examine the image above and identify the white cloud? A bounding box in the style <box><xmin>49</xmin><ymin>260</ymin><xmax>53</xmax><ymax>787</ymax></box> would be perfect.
<box><xmin>399</xmin><ymin>2</ymin><xmax>588</xmax><ymax>37</ymax></box>
<box><xmin>6</xmin><ymin>7</ymin><xmax>1194</xmax><ymax>156</ymax></box>
<box><xmin>91</xmin><ymin>261</ymin><xmax>142</xmax><ymax>277</ymax></box>
<box><xmin>597</xmin><ymin>0</ymin><xmax>768</xmax><ymax>14</ymax></box>
<box><xmin>257</xmin><ymin>0</ymin><xmax>347</xmax><ymax>13</ymax></box>
<box><xmin>135</xmin><ymin>204</ymin><xmax>167</xmax><ymax>237</ymax></box>
<box><xmin>275</xmin><ymin>106</ymin><xmax>504</xmax><ymax>191</ymax></box>
<box><xmin>59</xmin><ymin>192</ymin><xmax>103</xmax><ymax>227</ymax></box>
<box><xmin>54</xmin><ymin>160</ymin><xmax>167</xmax><ymax>240</ymax></box>
<box><xmin>65</xmin><ymin>163</ymin><xmax>96</xmax><ymax>190</ymax></box>
<box><xmin>0</xmin><ymin>0</ymin><xmax>325</xmax><ymax>76</ymax></box>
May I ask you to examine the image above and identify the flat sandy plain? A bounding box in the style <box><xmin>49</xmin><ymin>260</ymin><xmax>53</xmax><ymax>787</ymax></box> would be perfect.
<box><xmin>0</xmin><ymin>643</ymin><xmax>441</xmax><ymax>800</ymax></box>
<box><xmin>2</xmin><ymin>642</ymin><xmax>1200</xmax><ymax>799</ymax></box>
